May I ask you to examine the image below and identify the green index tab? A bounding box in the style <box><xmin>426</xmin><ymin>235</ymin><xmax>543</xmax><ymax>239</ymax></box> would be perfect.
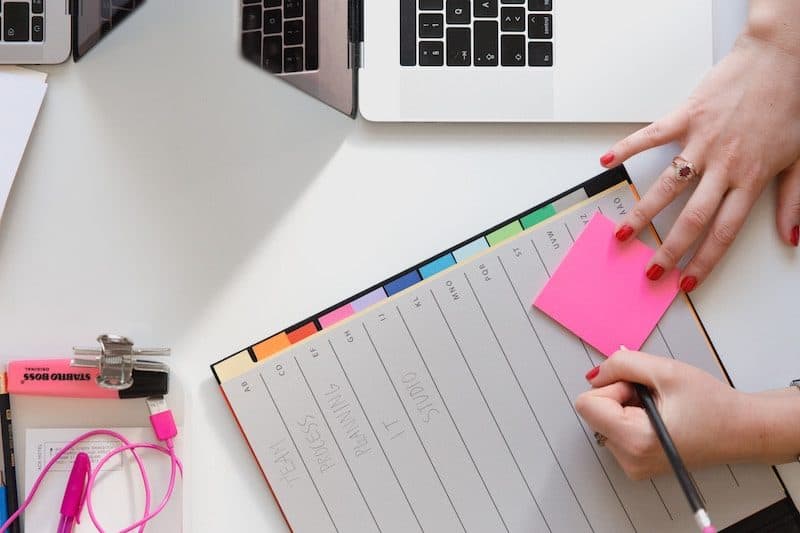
<box><xmin>486</xmin><ymin>221</ymin><xmax>523</xmax><ymax>247</ymax></box>
<box><xmin>520</xmin><ymin>204</ymin><xmax>556</xmax><ymax>229</ymax></box>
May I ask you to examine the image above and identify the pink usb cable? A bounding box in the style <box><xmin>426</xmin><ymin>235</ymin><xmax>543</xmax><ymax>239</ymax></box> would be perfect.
<box><xmin>0</xmin><ymin>396</ymin><xmax>182</xmax><ymax>533</ymax></box>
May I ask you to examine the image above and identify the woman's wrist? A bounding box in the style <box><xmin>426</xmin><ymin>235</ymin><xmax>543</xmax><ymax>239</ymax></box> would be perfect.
<box><xmin>733</xmin><ymin>388</ymin><xmax>800</xmax><ymax>465</ymax></box>
<box><xmin>745</xmin><ymin>0</ymin><xmax>800</xmax><ymax>56</ymax></box>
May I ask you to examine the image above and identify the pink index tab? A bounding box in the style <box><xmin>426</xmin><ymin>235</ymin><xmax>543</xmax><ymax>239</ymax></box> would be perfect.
<box><xmin>319</xmin><ymin>303</ymin><xmax>355</xmax><ymax>329</ymax></box>
<box><xmin>533</xmin><ymin>213</ymin><xmax>680</xmax><ymax>356</ymax></box>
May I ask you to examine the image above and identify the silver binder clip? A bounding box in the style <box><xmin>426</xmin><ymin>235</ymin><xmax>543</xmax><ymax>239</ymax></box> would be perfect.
<box><xmin>71</xmin><ymin>334</ymin><xmax>170</xmax><ymax>390</ymax></box>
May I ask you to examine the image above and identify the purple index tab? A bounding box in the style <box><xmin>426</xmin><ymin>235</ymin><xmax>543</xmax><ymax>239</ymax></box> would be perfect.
<box><xmin>351</xmin><ymin>288</ymin><xmax>387</xmax><ymax>312</ymax></box>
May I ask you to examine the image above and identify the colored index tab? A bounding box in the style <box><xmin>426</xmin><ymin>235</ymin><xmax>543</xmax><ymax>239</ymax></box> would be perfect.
<box><xmin>253</xmin><ymin>333</ymin><xmax>291</xmax><ymax>361</ymax></box>
<box><xmin>521</xmin><ymin>204</ymin><xmax>556</xmax><ymax>229</ymax></box>
<box><xmin>319</xmin><ymin>304</ymin><xmax>355</xmax><ymax>329</ymax></box>
<box><xmin>453</xmin><ymin>238</ymin><xmax>488</xmax><ymax>263</ymax></box>
<box><xmin>351</xmin><ymin>287</ymin><xmax>387</xmax><ymax>312</ymax></box>
<box><xmin>486</xmin><ymin>221</ymin><xmax>523</xmax><ymax>247</ymax></box>
<box><xmin>534</xmin><ymin>213</ymin><xmax>680</xmax><ymax>356</ymax></box>
<box><xmin>384</xmin><ymin>270</ymin><xmax>421</xmax><ymax>296</ymax></box>
<box><xmin>287</xmin><ymin>322</ymin><xmax>318</xmax><ymax>344</ymax></box>
<box><xmin>420</xmin><ymin>254</ymin><xmax>456</xmax><ymax>279</ymax></box>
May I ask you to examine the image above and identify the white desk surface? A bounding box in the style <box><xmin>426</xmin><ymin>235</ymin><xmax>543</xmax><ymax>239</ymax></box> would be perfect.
<box><xmin>1</xmin><ymin>1</ymin><xmax>798</xmax><ymax>531</ymax></box>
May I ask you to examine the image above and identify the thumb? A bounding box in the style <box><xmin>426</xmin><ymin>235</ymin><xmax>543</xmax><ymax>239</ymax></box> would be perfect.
<box><xmin>587</xmin><ymin>349</ymin><xmax>674</xmax><ymax>389</ymax></box>
<box><xmin>575</xmin><ymin>386</ymin><xmax>631</xmax><ymax>442</ymax></box>
<box><xmin>776</xmin><ymin>160</ymin><xmax>800</xmax><ymax>247</ymax></box>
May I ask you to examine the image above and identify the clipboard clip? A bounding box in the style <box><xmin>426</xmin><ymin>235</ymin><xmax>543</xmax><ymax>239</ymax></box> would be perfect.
<box><xmin>71</xmin><ymin>334</ymin><xmax>170</xmax><ymax>390</ymax></box>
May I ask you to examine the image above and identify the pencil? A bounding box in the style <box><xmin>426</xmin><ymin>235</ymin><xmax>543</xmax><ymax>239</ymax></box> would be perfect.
<box><xmin>634</xmin><ymin>383</ymin><xmax>716</xmax><ymax>533</ymax></box>
<box><xmin>0</xmin><ymin>373</ymin><xmax>19</xmax><ymax>533</ymax></box>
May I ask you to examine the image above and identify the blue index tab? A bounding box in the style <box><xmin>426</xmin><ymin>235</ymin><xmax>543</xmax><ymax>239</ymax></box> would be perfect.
<box><xmin>0</xmin><ymin>485</ymin><xmax>7</xmax><ymax>523</ymax></box>
<box><xmin>384</xmin><ymin>270</ymin><xmax>422</xmax><ymax>296</ymax></box>
<box><xmin>453</xmin><ymin>238</ymin><xmax>489</xmax><ymax>263</ymax></box>
<box><xmin>419</xmin><ymin>254</ymin><xmax>456</xmax><ymax>279</ymax></box>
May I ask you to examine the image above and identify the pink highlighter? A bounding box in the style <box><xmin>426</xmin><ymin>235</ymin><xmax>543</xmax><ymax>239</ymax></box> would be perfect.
<box><xmin>6</xmin><ymin>360</ymin><xmax>168</xmax><ymax>399</ymax></box>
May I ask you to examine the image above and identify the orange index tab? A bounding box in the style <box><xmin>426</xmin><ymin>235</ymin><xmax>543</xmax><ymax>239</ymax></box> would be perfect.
<box><xmin>253</xmin><ymin>333</ymin><xmax>291</xmax><ymax>361</ymax></box>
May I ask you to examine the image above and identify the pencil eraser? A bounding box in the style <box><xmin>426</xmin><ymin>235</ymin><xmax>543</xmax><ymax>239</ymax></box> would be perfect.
<box><xmin>702</xmin><ymin>527</ymin><xmax>717</xmax><ymax>533</ymax></box>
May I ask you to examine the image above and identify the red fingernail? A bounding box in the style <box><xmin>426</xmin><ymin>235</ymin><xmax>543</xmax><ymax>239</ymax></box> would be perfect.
<box><xmin>600</xmin><ymin>152</ymin><xmax>615</xmax><ymax>166</ymax></box>
<box><xmin>792</xmin><ymin>225</ymin><xmax>799</xmax><ymax>247</ymax></box>
<box><xmin>646</xmin><ymin>264</ymin><xmax>664</xmax><ymax>281</ymax></box>
<box><xmin>585</xmin><ymin>366</ymin><xmax>600</xmax><ymax>381</ymax></box>
<box><xmin>615</xmin><ymin>225</ymin><xmax>634</xmax><ymax>241</ymax></box>
<box><xmin>680</xmin><ymin>276</ymin><xmax>697</xmax><ymax>292</ymax></box>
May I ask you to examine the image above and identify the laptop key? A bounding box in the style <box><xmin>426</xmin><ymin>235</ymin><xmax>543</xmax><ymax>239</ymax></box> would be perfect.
<box><xmin>501</xmin><ymin>35</ymin><xmax>525</xmax><ymax>66</ymax></box>
<box><xmin>264</xmin><ymin>9</ymin><xmax>281</xmax><ymax>34</ymax></box>
<box><xmin>284</xmin><ymin>0</ymin><xmax>302</xmax><ymax>19</ymax></box>
<box><xmin>32</xmin><ymin>0</ymin><xmax>44</xmax><ymax>14</ymax></box>
<box><xmin>528</xmin><ymin>0</ymin><xmax>552</xmax><ymax>10</ymax></box>
<box><xmin>528</xmin><ymin>41</ymin><xmax>552</xmax><ymax>66</ymax></box>
<box><xmin>500</xmin><ymin>7</ymin><xmax>524</xmax><ymax>32</ymax></box>
<box><xmin>264</xmin><ymin>0</ymin><xmax>280</xmax><ymax>6</ymax></box>
<box><xmin>400</xmin><ymin>0</ymin><xmax>416</xmax><ymax>65</ymax></box>
<box><xmin>242</xmin><ymin>31</ymin><xmax>262</xmax><ymax>65</ymax></box>
<box><xmin>446</xmin><ymin>27</ymin><xmax>470</xmax><ymax>66</ymax></box>
<box><xmin>528</xmin><ymin>13</ymin><xmax>552</xmax><ymax>39</ymax></box>
<box><xmin>284</xmin><ymin>19</ymin><xmax>303</xmax><ymax>45</ymax></box>
<box><xmin>446</xmin><ymin>0</ymin><xmax>470</xmax><ymax>24</ymax></box>
<box><xmin>501</xmin><ymin>0</ymin><xmax>524</xmax><ymax>3</ymax></box>
<box><xmin>473</xmin><ymin>0</ymin><xmax>496</xmax><ymax>18</ymax></box>
<box><xmin>305</xmin><ymin>0</ymin><xmax>319</xmax><ymax>70</ymax></box>
<box><xmin>419</xmin><ymin>14</ymin><xmax>443</xmax><ymax>39</ymax></box>
<box><xmin>419</xmin><ymin>0</ymin><xmax>443</xmax><ymax>10</ymax></box>
<box><xmin>284</xmin><ymin>46</ymin><xmax>304</xmax><ymax>72</ymax></box>
<box><xmin>32</xmin><ymin>15</ymin><xmax>44</xmax><ymax>41</ymax></box>
<box><xmin>242</xmin><ymin>5</ymin><xmax>261</xmax><ymax>31</ymax></box>
<box><xmin>263</xmin><ymin>35</ymin><xmax>283</xmax><ymax>73</ymax></box>
<box><xmin>419</xmin><ymin>41</ymin><xmax>444</xmax><ymax>66</ymax></box>
<box><xmin>474</xmin><ymin>21</ymin><xmax>498</xmax><ymax>66</ymax></box>
<box><xmin>3</xmin><ymin>3</ymin><xmax>29</xmax><ymax>42</ymax></box>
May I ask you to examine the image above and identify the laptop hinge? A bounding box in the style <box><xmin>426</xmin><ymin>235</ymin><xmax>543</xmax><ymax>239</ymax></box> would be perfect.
<box><xmin>348</xmin><ymin>0</ymin><xmax>364</xmax><ymax>69</ymax></box>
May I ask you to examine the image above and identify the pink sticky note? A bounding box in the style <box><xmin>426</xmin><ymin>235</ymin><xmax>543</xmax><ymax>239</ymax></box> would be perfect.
<box><xmin>533</xmin><ymin>213</ymin><xmax>680</xmax><ymax>356</ymax></box>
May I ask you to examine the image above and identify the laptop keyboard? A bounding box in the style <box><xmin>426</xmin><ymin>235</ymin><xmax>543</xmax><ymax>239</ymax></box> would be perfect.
<box><xmin>1</xmin><ymin>0</ymin><xmax>44</xmax><ymax>42</ymax></box>
<box><xmin>401</xmin><ymin>0</ymin><xmax>553</xmax><ymax>67</ymax></box>
<box><xmin>240</xmin><ymin>0</ymin><xmax>319</xmax><ymax>74</ymax></box>
<box><xmin>0</xmin><ymin>0</ymin><xmax>141</xmax><ymax>43</ymax></box>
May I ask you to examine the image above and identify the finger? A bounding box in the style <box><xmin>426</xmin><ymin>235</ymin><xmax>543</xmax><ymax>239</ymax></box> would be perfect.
<box><xmin>574</xmin><ymin>392</ymin><xmax>628</xmax><ymax>442</ymax></box>
<box><xmin>614</xmin><ymin>160</ymin><xmax>696</xmax><ymax>241</ymax></box>
<box><xmin>600</xmin><ymin>108</ymin><xmax>689</xmax><ymax>168</ymax></box>
<box><xmin>680</xmin><ymin>187</ymin><xmax>760</xmax><ymax>291</ymax></box>
<box><xmin>587</xmin><ymin>349</ymin><xmax>673</xmax><ymax>389</ymax></box>
<box><xmin>776</xmin><ymin>160</ymin><xmax>800</xmax><ymax>247</ymax></box>
<box><xmin>582</xmin><ymin>381</ymin><xmax>637</xmax><ymax>405</ymax></box>
<box><xmin>645</xmin><ymin>170</ymin><xmax>728</xmax><ymax>278</ymax></box>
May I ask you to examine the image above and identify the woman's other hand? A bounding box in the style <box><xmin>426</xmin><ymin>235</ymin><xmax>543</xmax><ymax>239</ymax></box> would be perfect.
<box><xmin>600</xmin><ymin>0</ymin><xmax>800</xmax><ymax>292</ymax></box>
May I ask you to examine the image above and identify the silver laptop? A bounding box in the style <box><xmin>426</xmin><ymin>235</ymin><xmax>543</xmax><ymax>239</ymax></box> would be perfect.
<box><xmin>0</xmin><ymin>0</ymin><xmax>144</xmax><ymax>64</ymax></box>
<box><xmin>240</xmin><ymin>0</ymin><xmax>712</xmax><ymax>122</ymax></box>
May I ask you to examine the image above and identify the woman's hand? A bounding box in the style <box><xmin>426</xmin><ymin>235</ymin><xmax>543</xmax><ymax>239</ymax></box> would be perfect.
<box><xmin>575</xmin><ymin>350</ymin><xmax>800</xmax><ymax>480</ymax></box>
<box><xmin>600</xmin><ymin>0</ymin><xmax>800</xmax><ymax>292</ymax></box>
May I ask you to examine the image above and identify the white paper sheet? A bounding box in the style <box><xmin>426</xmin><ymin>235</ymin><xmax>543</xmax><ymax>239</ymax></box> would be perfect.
<box><xmin>0</xmin><ymin>66</ymin><xmax>47</xmax><ymax>223</ymax></box>
<box><xmin>24</xmin><ymin>427</ymin><xmax>183</xmax><ymax>532</ymax></box>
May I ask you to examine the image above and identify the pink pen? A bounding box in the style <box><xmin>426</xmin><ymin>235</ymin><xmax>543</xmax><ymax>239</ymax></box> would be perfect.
<box><xmin>57</xmin><ymin>452</ymin><xmax>90</xmax><ymax>533</ymax></box>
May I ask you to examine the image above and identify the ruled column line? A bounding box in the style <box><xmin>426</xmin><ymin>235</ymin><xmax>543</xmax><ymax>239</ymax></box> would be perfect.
<box><xmin>361</xmin><ymin>323</ymin><xmax>468</xmax><ymax>533</ymax></box>
<box><xmin>258</xmin><ymin>372</ymin><xmax>340</xmax><ymax>533</ymax></box>
<box><xmin>294</xmin><ymin>356</ymin><xmax>383</xmax><ymax>533</ymax></box>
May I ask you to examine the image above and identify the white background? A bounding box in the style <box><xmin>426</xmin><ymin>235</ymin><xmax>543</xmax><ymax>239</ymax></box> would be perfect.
<box><xmin>0</xmin><ymin>0</ymin><xmax>798</xmax><ymax>531</ymax></box>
